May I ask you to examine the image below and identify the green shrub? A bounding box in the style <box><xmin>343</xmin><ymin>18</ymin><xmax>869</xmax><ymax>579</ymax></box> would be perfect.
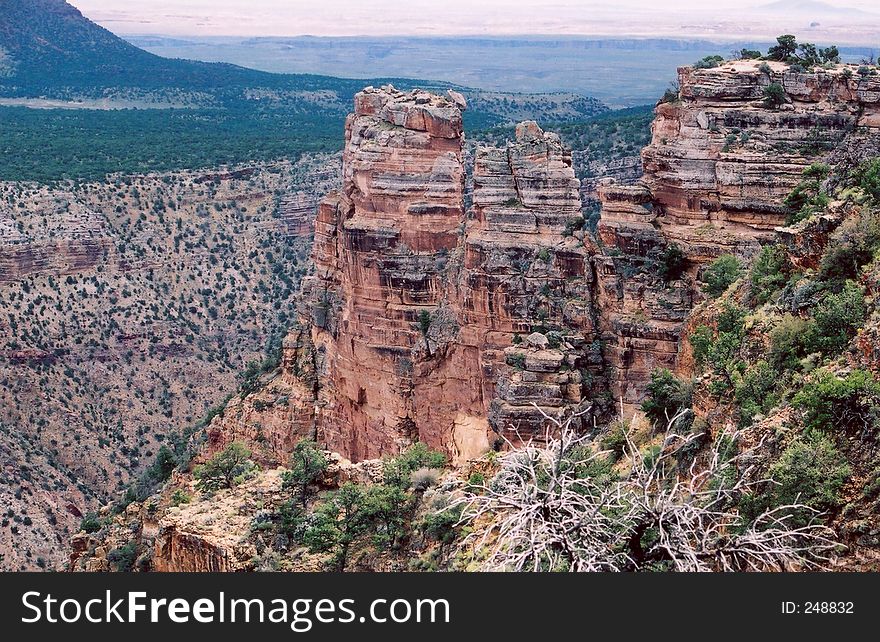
<box><xmin>418</xmin><ymin>310</ymin><xmax>431</xmax><ymax>336</ymax></box>
<box><xmin>364</xmin><ymin>483</ymin><xmax>411</xmax><ymax>548</ymax></box>
<box><xmin>420</xmin><ymin>501</ymin><xmax>463</xmax><ymax>546</ymax></box>
<box><xmin>281</xmin><ymin>439</ymin><xmax>329</xmax><ymax>508</ymax></box>
<box><xmin>767</xmin><ymin>35</ymin><xmax>798</xmax><ymax>61</ymax></box>
<box><xmin>397</xmin><ymin>442</ymin><xmax>446</xmax><ymax>472</ymax></box>
<box><xmin>694</xmin><ymin>55</ymin><xmax>725</xmax><ymax>69</ymax></box>
<box><xmin>734</xmin><ymin>360</ymin><xmax>778</xmax><ymax>426</ymax></box>
<box><xmin>763</xmin><ymin>82</ymin><xmax>786</xmax><ymax>108</ymax></box>
<box><xmin>819</xmin><ymin>208</ymin><xmax>880</xmax><ymax>281</ymax></box>
<box><xmin>749</xmin><ymin>245</ymin><xmax>789</xmax><ymax>304</ymax></box>
<box><xmin>277</xmin><ymin>500</ymin><xmax>307</xmax><ymax>541</ymax></box>
<box><xmin>784</xmin><ymin>163</ymin><xmax>830</xmax><ymax>224</ymax></box>
<box><xmin>853</xmin><ymin>158</ymin><xmax>880</xmax><ymax>205</ymax></box>
<box><xmin>600</xmin><ymin>421</ymin><xmax>629</xmax><ymax>461</ymax></box>
<box><xmin>701</xmin><ymin>254</ymin><xmax>742</xmax><ymax>298</ymax></box>
<box><xmin>562</xmin><ymin>217</ymin><xmax>586</xmax><ymax>237</ymax></box>
<box><xmin>641</xmin><ymin>444</ymin><xmax>663</xmax><ymax>469</ymax></box>
<box><xmin>382</xmin><ymin>443</ymin><xmax>447</xmax><ymax>489</ymax></box>
<box><xmin>143</xmin><ymin>445</ymin><xmax>177</xmax><ymax>485</ymax></box>
<box><xmin>657</xmin><ymin>244</ymin><xmax>686</xmax><ymax>283</ymax></box>
<box><xmin>193</xmin><ymin>441</ymin><xmax>255</xmax><ymax>491</ymax></box>
<box><xmin>689</xmin><ymin>325</ymin><xmax>714</xmax><ymax>368</ymax></box>
<box><xmin>805</xmin><ymin>281</ymin><xmax>866</xmax><ymax>355</ymax></box>
<box><xmin>661</xmin><ymin>83</ymin><xmax>680</xmax><ymax>103</ymax></box>
<box><xmin>506</xmin><ymin>352</ymin><xmax>526</xmax><ymax>370</ymax></box>
<box><xmin>107</xmin><ymin>542</ymin><xmax>138</xmax><ymax>572</ymax></box>
<box><xmin>717</xmin><ymin>301</ymin><xmax>746</xmax><ymax>335</ymax></box>
<box><xmin>767</xmin><ymin>433</ymin><xmax>850</xmax><ymax>526</ymax></box>
<box><xmin>793</xmin><ymin>369</ymin><xmax>880</xmax><ymax>433</ymax></box>
<box><xmin>769</xmin><ymin>314</ymin><xmax>814</xmax><ymax>371</ymax></box>
<box><xmin>303</xmin><ymin>482</ymin><xmax>371</xmax><ymax>572</ymax></box>
<box><xmin>642</xmin><ymin>369</ymin><xmax>692</xmax><ymax>429</ymax></box>
<box><xmin>170</xmin><ymin>489</ymin><xmax>191</xmax><ymax>507</ymax></box>
<box><xmin>687</xmin><ymin>304</ymin><xmax>746</xmax><ymax>388</ymax></box>
<box><xmin>467</xmin><ymin>471</ymin><xmax>486</xmax><ymax>489</ymax></box>
<box><xmin>79</xmin><ymin>512</ymin><xmax>103</xmax><ymax>534</ymax></box>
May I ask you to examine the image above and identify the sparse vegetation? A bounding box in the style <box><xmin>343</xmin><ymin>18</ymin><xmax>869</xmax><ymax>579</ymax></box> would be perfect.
<box><xmin>193</xmin><ymin>441</ymin><xmax>256</xmax><ymax>491</ymax></box>
<box><xmin>658</xmin><ymin>244</ymin><xmax>686</xmax><ymax>284</ymax></box>
<box><xmin>763</xmin><ymin>83</ymin><xmax>786</xmax><ymax>108</ymax></box>
<box><xmin>784</xmin><ymin>163</ymin><xmax>830</xmax><ymax>224</ymax></box>
<box><xmin>281</xmin><ymin>440</ymin><xmax>329</xmax><ymax>508</ymax></box>
<box><xmin>750</xmin><ymin>245</ymin><xmax>790</xmax><ymax>304</ymax></box>
<box><xmin>642</xmin><ymin>369</ymin><xmax>692</xmax><ymax>429</ymax></box>
<box><xmin>694</xmin><ymin>55</ymin><xmax>724</xmax><ymax>69</ymax></box>
<box><xmin>701</xmin><ymin>254</ymin><xmax>742</xmax><ymax>298</ymax></box>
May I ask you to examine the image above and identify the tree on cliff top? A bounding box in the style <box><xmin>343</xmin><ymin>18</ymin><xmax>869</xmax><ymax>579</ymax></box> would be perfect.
<box><xmin>767</xmin><ymin>35</ymin><xmax>798</xmax><ymax>61</ymax></box>
<box><xmin>194</xmin><ymin>441</ymin><xmax>256</xmax><ymax>491</ymax></box>
<box><xmin>765</xmin><ymin>35</ymin><xmax>840</xmax><ymax>65</ymax></box>
<box><xmin>281</xmin><ymin>439</ymin><xmax>328</xmax><ymax>508</ymax></box>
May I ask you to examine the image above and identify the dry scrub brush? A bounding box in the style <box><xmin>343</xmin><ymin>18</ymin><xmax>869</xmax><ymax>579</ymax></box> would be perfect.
<box><xmin>453</xmin><ymin>406</ymin><xmax>837</xmax><ymax>572</ymax></box>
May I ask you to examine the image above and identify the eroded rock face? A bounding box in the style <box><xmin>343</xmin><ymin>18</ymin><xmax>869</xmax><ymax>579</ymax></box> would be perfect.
<box><xmin>595</xmin><ymin>60</ymin><xmax>880</xmax><ymax>412</ymax></box>
<box><xmin>200</xmin><ymin>328</ymin><xmax>318</xmax><ymax>467</ymax></box>
<box><xmin>210</xmin><ymin>63</ymin><xmax>880</xmax><ymax>460</ymax></box>
<box><xmin>461</xmin><ymin>121</ymin><xmax>603</xmax><ymax>438</ymax></box>
<box><xmin>308</xmin><ymin>86</ymin><xmax>470</xmax><ymax>461</ymax></box>
<box><xmin>301</xmin><ymin>90</ymin><xmax>605</xmax><ymax>461</ymax></box>
<box><xmin>0</xmin><ymin>199</ymin><xmax>110</xmax><ymax>282</ymax></box>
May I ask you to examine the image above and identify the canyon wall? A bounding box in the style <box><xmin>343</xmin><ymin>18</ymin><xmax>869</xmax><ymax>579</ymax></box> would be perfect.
<box><xmin>297</xmin><ymin>86</ymin><xmax>606</xmax><ymax>464</ymax></box>
<box><xmin>207</xmin><ymin>61</ymin><xmax>880</xmax><ymax>463</ymax></box>
<box><xmin>307</xmin><ymin>86</ymin><xmax>478</xmax><ymax>461</ymax></box>
<box><xmin>595</xmin><ymin>59</ymin><xmax>880</xmax><ymax>412</ymax></box>
<box><xmin>68</xmin><ymin>61</ymin><xmax>880</xmax><ymax>572</ymax></box>
<box><xmin>0</xmin><ymin>158</ymin><xmax>339</xmax><ymax>571</ymax></box>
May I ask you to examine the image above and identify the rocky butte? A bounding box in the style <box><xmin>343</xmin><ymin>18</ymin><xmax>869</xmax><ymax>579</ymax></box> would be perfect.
<box><xmin>202</xmin><ymin>60</ymin><xmax>880</xmax><ymax>468</ymax></box>
<box><xmin>68</xmin><ymin>59</ymin><xmax>880</xmax><ymax>572</ymax></box>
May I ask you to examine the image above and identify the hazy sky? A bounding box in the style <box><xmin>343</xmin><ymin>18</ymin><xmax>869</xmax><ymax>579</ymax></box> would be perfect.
<box><xmin>67</xmin><ymin>0</ymin><xmax>880</xmax><ymax>38</ymax></box>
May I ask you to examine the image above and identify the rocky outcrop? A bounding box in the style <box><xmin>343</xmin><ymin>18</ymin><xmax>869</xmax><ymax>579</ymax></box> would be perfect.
<box><xmin>69</xmin><ymin>455</ymin><xmax>390</xmax><ymax>572</ymax></box>
<box><xmin>200</xmin><ymin>329</ymin><xmax>318</xmax><ymax>466</ymax></box>
<box><xmin>300</xmin><ymin>89</ymin><xmax>605</xmax><ymax>462</ymax></box>
<box><xmin>595</xmin><ymin>60</ymin><xmax>880</xmax><ymax>413</ymax></box>
<box><xmin>308</xmin><ymin>85</ymin><xmax>471</xmax><ymax>461</ymax></box>
<box><xmin>0</xmin><ymin>200</ymin><xmax>110</xmax><ymax>282</ymax></box>
<box><xmin>208</xmin><ymin>63</ymin><xmax>880</xmax><ymax>461</ymax></box>
<box><xmin>460</xmin><ymin>121</ymin><xmax>603</xmax><ymax>438</ymax></box>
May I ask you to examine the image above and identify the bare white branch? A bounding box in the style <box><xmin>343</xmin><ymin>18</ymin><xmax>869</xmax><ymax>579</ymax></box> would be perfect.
<box><xmin>453</xmin><ymin>405</ymin><xmax>837</xmax><ymax>572</ymax></box>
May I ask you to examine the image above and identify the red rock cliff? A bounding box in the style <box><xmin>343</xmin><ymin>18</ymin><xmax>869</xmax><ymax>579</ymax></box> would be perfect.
<box><xmin>596</xmin><ymin>60</ymin><xmax>880</xmax><ymax>413</ymax></box>
<box><xmin>304</xmin><ymin>89</ymin><xmax>604</xmax><ymax>462</ymax></box>
<box><xmin>214</xmin><ymin>62</ymin><xmax>880</xmax><ymax>463</ymax></box>
<box><xmin>309</xmin><ymin>86</ymin><xmax>475</xmax><ymax>461</ymax></box>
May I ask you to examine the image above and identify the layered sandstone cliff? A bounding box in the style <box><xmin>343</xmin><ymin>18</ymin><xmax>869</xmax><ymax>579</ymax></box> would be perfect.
<box><xmin>307</xmin><ymin>86</ymin><xmax>475</xmax><ymax>461</ymax></box>
<box><xmin>181</xmin><ymin>63</ymin><xmax>880</xmax><ymax>467</ymax></box>
<box><xmin>68</xmin><ymin>62</ymin><xmax>880</xmax><ymax>572</ymax></box>
<box><xmin>269</xmin><ymin>87</ymin><xmax>607</xmax><ymax>464</ymax></box>
<box><xmin>595</xmin><ymin>60</ymin><xmax>880</xmax><ymax>412</ymax></box>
